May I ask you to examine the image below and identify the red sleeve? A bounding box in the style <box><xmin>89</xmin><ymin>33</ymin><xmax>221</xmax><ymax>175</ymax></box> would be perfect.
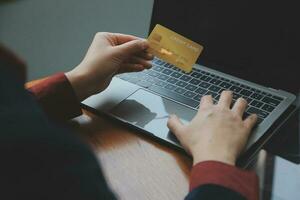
<box><xmin>190</xmin><ymin>161</ymin><xmax>259</xmax><ymax>200</ymax></box>
<box><xmin>27</xmin><ymin>73</ymin><xmax>82</xmax><ymax>121</ymax></box>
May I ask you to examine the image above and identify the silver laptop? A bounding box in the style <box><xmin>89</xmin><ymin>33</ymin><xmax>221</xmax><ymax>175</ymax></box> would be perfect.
<box><xmin>82</xmin><ymin>1</ymin><xmax>296</xmax><ymax>153</ymax></box>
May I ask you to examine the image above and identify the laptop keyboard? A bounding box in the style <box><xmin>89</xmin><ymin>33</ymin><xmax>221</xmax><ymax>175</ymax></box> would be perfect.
<box><xmin>117</xmin><ymin>57</ymin><xmax>285</xmax><ymax>124</ymax></box>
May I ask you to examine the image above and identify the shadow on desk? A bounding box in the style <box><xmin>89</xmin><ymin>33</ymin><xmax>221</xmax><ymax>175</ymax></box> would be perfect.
<box><xmin>70</xmin><ymin>105</ymin><xmax>300</xmax><ymax>200</ymax></box>
<box><xmin>71</xmin><ymin>110</ymin><xmax>192</xmax><ymax>200</ymax></box>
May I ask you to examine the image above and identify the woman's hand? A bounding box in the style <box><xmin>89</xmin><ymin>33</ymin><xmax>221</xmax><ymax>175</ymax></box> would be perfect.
<box><xmin>167</xmin><ymin>91</ymin><xmax>257</xmax><ymax>166</ymax></box>
<box><xmin>66</xmin><ymin>32</ymin><xmax>153</xmax><ymax>101</ymax></box>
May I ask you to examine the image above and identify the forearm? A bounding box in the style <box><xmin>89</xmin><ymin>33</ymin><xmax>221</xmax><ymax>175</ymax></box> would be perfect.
<box><xmin>186</xmin><ymin>161</ymin><xmax>259</xmax><ymax>200</ymax></box>
<box><xmin>27</xmin><ymin>73</ymin><xmax>82</xmax><ymax>121</ymax></box>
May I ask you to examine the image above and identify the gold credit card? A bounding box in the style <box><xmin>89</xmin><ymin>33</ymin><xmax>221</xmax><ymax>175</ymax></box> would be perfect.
<box><xmin>147</xmin><ymin>24</ymin><xmax>203</xmax><ymax>73</ymax></box>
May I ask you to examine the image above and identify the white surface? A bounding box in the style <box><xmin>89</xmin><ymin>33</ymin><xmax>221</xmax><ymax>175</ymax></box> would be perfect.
<box><xmin>272</xmin><ymin>157</ymin><xmax>300</xmax><ymax>200</ymax></box>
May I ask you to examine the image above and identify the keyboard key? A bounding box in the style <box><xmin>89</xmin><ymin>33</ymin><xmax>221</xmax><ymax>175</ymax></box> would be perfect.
<box><xmin>199</xmin><ymin>82</ymin><xmax>211</xmax><ymax>88</ymax></box>
<box><xmin>222</xmin><ymin>78</ymin><xmax>229</xmax><ymax>82</ymax></box>
<box><xmin>250</xmin><ymin>100</ymin><xmax>263</xmax><ymax>108</ymax></box>
<box><xmin>205</xmin><ymin>91</ymin><xmax>218</xmax><ymax>98</ymax></box>
<box><xmin>251</xmin><ymin>93</ymin><xmax>263</xmax><ymax>100</ymax></box>
<box><xmin>184</xmin><ymin>91</ymin><xmax>197</xmax><ymax>98</ymax></box>
<box><xmin>167</xmin><ymin>77</ymin><xmax>178</xmax><ymax>84</ymax></box>
<box><xmin>191</xmin><ymin>72</ymin><xmax>202</xmax><ymax>78</ymax></box>
<box><xmin>186</xmin><ymin>84</ymin><xmax>197</xmax><ymax>91</ymax></box>
<box><xmin>139</xmin><ymin>74</ymin><xmax>150</xmax><ymax>80</ymax></box>
<box><xmin>194</xmin><ymin>94</ymin><xmax>203</xmax><ymax>101</ymax></box>
<box><xmin>180</xmin><ymin>75</ymin><xmax>192</xmax><ymax>82</ymax></box>
<box><xmin>170</xmin><ymin>72</ymin><xmax>182</xmax><ymax>78</ymax></box>
<box><xmin>241</xmin><ymin>96</ymin><xmax>253</xmax><ymax>104</ymax></box>
<box><xmin>164</xmin><ymin>63</ymin><xmax>172</xmax><ymax>67</ymax></box>
<box><xmin>272</xmin><ymin>95</ymin><xmax>284</xmax><ymax>101</ymax></box>
<box><xmin>247</xmin><ymin>107</ymin><xmax>269</xmax><ymax>118</ymax></box>
<box><xmin>162</xmin><ymin>69</ymin><xmax>173</xmax><ymax>75</ymax></box>
<box><xmin>154</xmin><ymin>80</ymin><xmax>168</xmax><ymax>87</ymax></box>
<box><xmin>230</xmin><ymin>81</ymin><xmax>240</xmax><ymax>86</ymax></box>
<box><xmin>208</xmin><ymin>85</ymin><xmax>221</xmax><ymax>93</ymax></box>
<box><xmin>240</xmin><ymin>84</ymin><xmax>247</xmax><ymax>89</ymax></box>
<box><xmin>165</xmin><ymin>84</ymin><xmax>176</xmax><ymax>91</ymax></box>
<box><xmin>262</xmin><ymin>97</ymin><xmax>280</xmax><ymax>107</ymax></box>
<box><xmin>176</xmin><ymin>81</ymin><xmax>188</xmax><ymax>87</ymax></box>
<box><xmin>200</xmin><ymin>75</ymin><xmax>212</xmax><ymax>82</ymax></box>
<box><xmin>230</xmin><ymin>85</ymin><xmax>242</xmax><ymax>93</ymax></box>
<box><xmin>219</xmin><ymin>82</ymin><xmax>231</xmax><ymax>89</ymax></box>
<box><xmin>210</xmin><ymin>79</ymin><xmax>221</xmax><ymax>85</ymax></box>
<box><xmin>146</xmin><ymin>77</ymin><xmax>157</xmax><ymax>84</ymax></box>
<box><xmin>125</xmin><ymin>77</ymin><xmax>140</xmax><ymax>84</ymax></box>
<box><xmin>195</xmin><ymin>88</ymin><xmax>207</xmax><ymax>95</ymax></box>
<box><xmin>174</xmin><ymin>87</ymin><xmax>187</xmax><ymax>94</ymax></box>
<box><xmin>157</xmin><ymin>74</ymin><xmax>169</xmax><ymax>80</ymax></box>
<box><xmin>148</xmin><ymin>85</ymin><xmax>199</xmax><ymax>108</ymax></box>
<box><xmin>232</xmin><ymin>93</ymin><xmax>240</xmax><ymax>100</ymax></box>
<box><xmin>136</xmin><ymin>80</ymin><xmax>152</xmax><ymax>88</ymax></box>
<box><xmin>117</xmin><ymin>73</ymin><xmax>131</xmax><ymax>81</ymax></box>
<box><xmin>152</xmin><ymin>65</ymin><xmax>164</xmax><ymax>72</ymax></box>
<box><xmin>262</xmin><ymin>104</ymin><xmax>275</xmax><ymax>112</ymax></box>
<box><xmin>172</xmin><ymin>66</ymin><xmax>181</xmax><ymax>71</ymax></box>
<box><xmin>189</xmin><ymin>78</ymin><xmax>201</xmax><ymax>85</ymax></box>
<box><xmin>154</xmin><ymin>59</ymin><xmax>163</xmax><ymax>65</ymax></box>
<box><xmin>240</xmin><ymin>89</ymin><xmax>253</xmax><ymax>96</ymax></box>
<box><xmin>148</xmin><ymin>71</ymin><xmax>160</xmax><ymax>77</ymax></box>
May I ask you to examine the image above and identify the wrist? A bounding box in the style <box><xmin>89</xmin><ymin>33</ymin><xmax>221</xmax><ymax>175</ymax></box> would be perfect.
<box><xmin>65</xmin><ymin>69</ymin><xmax>92</xmax><ymax>102</ymax></box>
<box><xmin>192</xmin><ymin>151</ymin><xmax>236</xmax><ymax>166</ymax></box>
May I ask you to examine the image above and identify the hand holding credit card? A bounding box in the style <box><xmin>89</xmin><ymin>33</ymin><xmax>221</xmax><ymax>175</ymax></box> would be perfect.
<box><xmin>147</xmin><ymin>24</ymin><xmax>203</xmax><ymax>73</ymax></box>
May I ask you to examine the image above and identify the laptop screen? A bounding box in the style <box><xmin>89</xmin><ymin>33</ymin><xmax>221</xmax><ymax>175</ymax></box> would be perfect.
<box><xmin>149</xmin><ymin>1</ymin><xmax>299</xmax><ymax>93</ymax></box>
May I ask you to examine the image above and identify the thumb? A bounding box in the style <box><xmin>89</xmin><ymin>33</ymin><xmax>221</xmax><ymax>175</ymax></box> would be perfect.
<box><xmin>115</xmin><ymin>39</ymin><xmax>148</xmax><ymax>57</ymax></box>
<box><xmin>167</xmin><ymin>114</ymin><xmax>184</xmax><ymax>138</ymax></box>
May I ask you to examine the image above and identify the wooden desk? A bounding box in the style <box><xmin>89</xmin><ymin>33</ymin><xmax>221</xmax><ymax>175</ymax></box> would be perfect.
<box><xmin>26</xmin><ymin>79</ymin><xmax>192</xmax><ymax>200</ymax></box>
<box><xmin>72</xmin><ymin>110</ymin><xmax>192</xmax><ymax>200</ymax></box>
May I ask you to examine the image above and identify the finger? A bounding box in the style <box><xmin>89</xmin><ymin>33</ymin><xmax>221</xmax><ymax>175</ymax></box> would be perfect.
<box><xmin>217</xmin><ymin>90</ymin><xmax>232</xmax><ymax>108</ymax></box>
<box><xmin>117</xmin><ymin>63</ymin><xmax>144</xmax><ymax>74</ymax></box>
<box><xmin>127</xmin><ymin>56</ymin><xmax>152</xmax><ymax>69</ymax></box>
<box><xmin>115</xmin><ymin>39</ymin><xmax>149</xmax><ymax>57</ymax></box>
<box><xmin>231</xmin><ymin>97</ymin><xmax>248</xmax><ymax>117</ymax></box>
<box><xmin>136</xmin><ymin>51</ymin><xmax>154</xmax><ymax>60</ymax></box>
<box><xmin>244</xmin><ymin>114</ymin><xmax>258</xmax><ymax>130</ymax></box>
<box><xmin>199</xmin><ymin>95</ymin><xmax>213</xmax><ymax>110</ymax></box>
<box><xmin>111</xmin><ymin>33</ymin><xmax>141</xmax><ymax>44</ymax></box>
<box><xmin>167</xmin><ymin>114</ymin><xmax>185</xmax><ymax>137</ymax></box>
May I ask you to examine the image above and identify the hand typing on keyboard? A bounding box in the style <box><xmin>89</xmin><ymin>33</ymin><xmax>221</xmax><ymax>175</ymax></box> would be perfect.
<box><xmin>167</xmin><ymin>91</ymin><xmax>257</xmax><ymax>166</ymax></box>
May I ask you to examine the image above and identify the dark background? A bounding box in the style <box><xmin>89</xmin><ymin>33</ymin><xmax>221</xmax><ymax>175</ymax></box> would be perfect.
<box><xmin>150</xmin><ymin>0</ymin><xmax>300</xmax><ymax>93</ymax></box>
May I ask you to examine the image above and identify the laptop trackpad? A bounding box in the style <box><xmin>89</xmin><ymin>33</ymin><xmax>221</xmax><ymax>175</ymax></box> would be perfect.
<box><xmin>110</xmin><ymin>89</ymin><xmax>197</xmax><ymax>142</ymax></box>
